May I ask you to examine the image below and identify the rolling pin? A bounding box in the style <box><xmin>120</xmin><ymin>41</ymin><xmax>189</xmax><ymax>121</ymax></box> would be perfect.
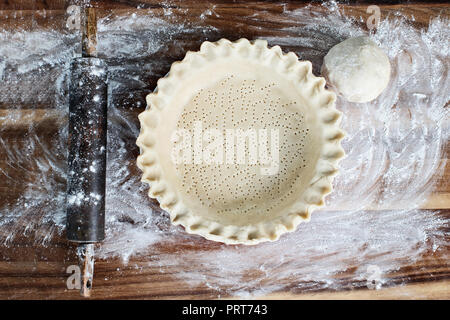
<box><xmin>66</xmin><ymin>6</ymin><xmax>107</xmax><ymax>297</ymax></box>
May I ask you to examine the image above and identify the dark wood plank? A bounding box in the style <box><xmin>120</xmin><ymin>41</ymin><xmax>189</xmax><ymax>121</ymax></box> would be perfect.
<box><xmin>0</xmin><ymin>1</ymin><xmax>448</xmax><ymax>299</ymax></box>
<box><xmin>0</xmin><ymin>210</ymin><xmax>448</xmax><ymax>299</ymax></box>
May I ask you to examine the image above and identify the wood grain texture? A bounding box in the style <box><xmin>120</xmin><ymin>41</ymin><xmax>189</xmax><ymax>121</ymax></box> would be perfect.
<box><xmin>0</xmin><ymin>1</ymin><xmax>448</xmax><ymax>299</ymax></box>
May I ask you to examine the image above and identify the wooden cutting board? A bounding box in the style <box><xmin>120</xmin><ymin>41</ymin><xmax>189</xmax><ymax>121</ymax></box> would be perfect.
<box><xmin>0</xmin><ymin>0</ymin><xmax>448</xmax><ymax>299</ymax></box>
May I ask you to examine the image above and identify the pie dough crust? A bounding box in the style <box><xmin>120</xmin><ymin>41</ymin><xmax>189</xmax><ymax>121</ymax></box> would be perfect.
<box><xmin>137</xmin><ymin>38</ymin><xmax>345</xmax><ymax>245</ymax></box>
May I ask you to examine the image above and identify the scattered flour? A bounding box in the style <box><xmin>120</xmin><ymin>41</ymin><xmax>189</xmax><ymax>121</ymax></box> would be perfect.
<box><xmin>0</xmin><ymin>3</ymin><xmax>448</xmax><ymax>297</ymax></box>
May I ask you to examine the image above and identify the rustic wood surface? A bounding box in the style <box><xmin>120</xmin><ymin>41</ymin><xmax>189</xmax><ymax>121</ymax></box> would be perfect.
<box><xmin>0</xmin><ymin>0</ymin><xmax>448</xmax><ymax>299</ymax></box>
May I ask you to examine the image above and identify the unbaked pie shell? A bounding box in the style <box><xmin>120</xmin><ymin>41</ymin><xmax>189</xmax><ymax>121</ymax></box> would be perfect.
<box><xmin>137</xmin><ymin>38</ymin><xmax>345</xmax><ymax>245</ymax></box>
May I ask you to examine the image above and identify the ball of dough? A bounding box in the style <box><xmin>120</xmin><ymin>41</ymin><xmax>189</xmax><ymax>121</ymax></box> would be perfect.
<box><xmin>321</xmin><ymin>36</ymin><xmax>391</xmax><ymax>103</ymax></box>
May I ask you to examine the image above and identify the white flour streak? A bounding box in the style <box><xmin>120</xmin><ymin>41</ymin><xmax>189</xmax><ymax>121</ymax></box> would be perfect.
<box><xmin>97</xmin><ymin>14</ymin><xmax>217</xmax><ymax>59</ymax></box>
<box><xmin>0</xmin><ymin>4</ymin><xmax>448</xmax><ymax>297</ymax></box>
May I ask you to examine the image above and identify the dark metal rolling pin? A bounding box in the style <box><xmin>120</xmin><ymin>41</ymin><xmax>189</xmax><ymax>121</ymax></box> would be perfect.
<box><xmin>67</xmin><ymin>6</ymin><xmax>107</xmax><ymax>297</ymax></box>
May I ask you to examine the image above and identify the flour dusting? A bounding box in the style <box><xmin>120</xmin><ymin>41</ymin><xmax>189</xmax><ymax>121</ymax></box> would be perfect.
<box><xmin>0</xmin><ymin>3</ymin><xmax>448</xmax><ymax>297</ymax></box>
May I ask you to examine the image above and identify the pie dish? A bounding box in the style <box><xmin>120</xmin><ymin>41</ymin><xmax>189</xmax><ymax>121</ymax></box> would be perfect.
<box><xmin>137</xmin><ymin>38</ymin><xmax>345</xmax><ymax>245</ymax></box>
